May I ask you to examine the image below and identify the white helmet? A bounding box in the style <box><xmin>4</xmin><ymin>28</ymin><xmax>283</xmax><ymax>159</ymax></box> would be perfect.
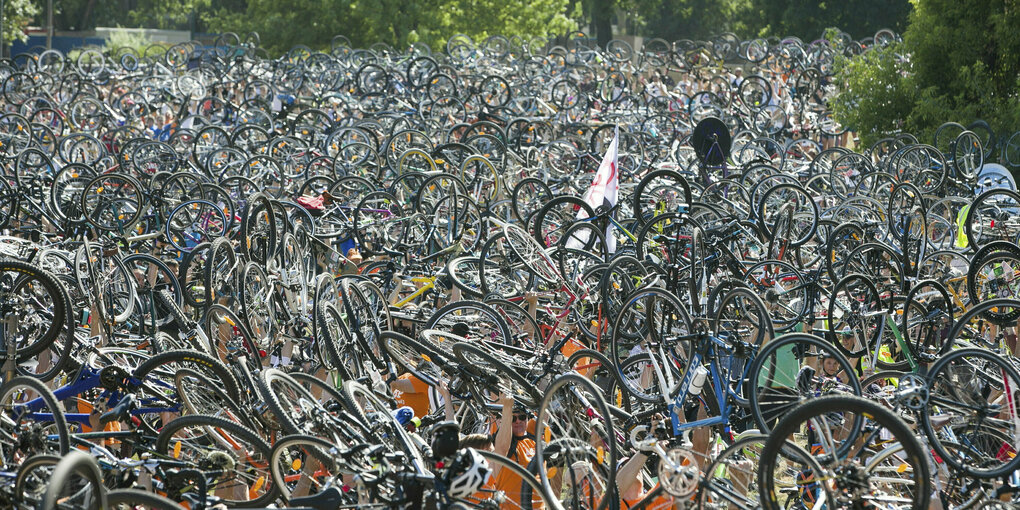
<box><xmin>446</xmin><ymin>448</ymin><xmax>491</xmax><ymax>499</ymax></box>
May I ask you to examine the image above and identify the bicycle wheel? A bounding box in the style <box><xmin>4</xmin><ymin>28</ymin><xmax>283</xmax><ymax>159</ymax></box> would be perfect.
<box><xmin>747</xmin><ymin>333</ymin><xmax>862</xmax><ymax>435</ymax></box>
<box><xmin>968</xmin><ymin>246</ymin><xmax>1020</xmax><ymax>323</ymax></box>
<box><xmin>825</xmin><ymin>222</ymin><xmax>868</xmax><ymax>282</ymax></box>
<box><xmin>240</xmin><ymin>261</ymin><xmax>275</xmax><ymax>350</ymax></box>
<box><xmin>511</xmin><ymin>177</ymin><xmax>553</xmax><ymax>224</ymax></box>
<box><xmin>826</xmin><ymin>273</ymin><xmax>883</xmax><ymax>360</ymax></box>
<box><xmin>426</xmin><ymin>300</ymin><xmax>513</xmax><ymax>346</ymax></box>
<box><xmin>353</xmin><ymin>190</ymin><xmax>406</xmax><ymax>251</ymax></box>
<box><xmin>132</xmin><ymin>349</ymin><xmax>240</xmax><ymax>405</ymax></box>
<box><xmin>175</xmin><ymin>367</ymin><xmax>251</xmax><ymax>427</ymax></box>
<box><xmin>965</xmin><ymin>189</ymin><xmax>1020</xmax><ymax>251</ymax></box>
<box><xmin>699</xmin><ymin>433</ymin><xmax>767</xmax><ymax>509</ymax></box>
<box><xmin>921</xmin><ymin>347</ymin><xmax>1020</xmax><ymax>478</ymax></box>
<box><xmin>479</xmin><ymin>231</ymin><xmax>535</xmax><ymax>298</ymax></box>
<box><xmin>39</xmin><ymin>451</ymin><xmax>106</xmax><ymax>510</ymax></box>
<box><xmin>204</xmin><ymin>304</ymin><xmax>263</xmax><ymax>372</ymax></box>
<box><xmin>711</xmin><ymin>286</ymin><xmax>774</xmax><ymax>352</ymax></box>
<box><xmin>633</xmin><ymin>169</ymin><xmax>692</xmax><ymax>222</ymax></box>
<box><xmin>74</xmin><ymin>243</ymin><xmax>136</xmax><ymax>324</ymax></box>
<box><xmin>902</xmin><ymin>279</ymin><xmax>954</xmax><ymax>363</ymax></box>
<box><xmin>166</xmin><ymin>199</ymin><xmax>229</xmax><ymax>252</ymax></box>
<box><xmin>155</xmin><ymin>414</ymin><xmax>278</xmax><ymax>507</ymax></box>
<box><xmin>14</xmin><ymin>454</ymin><xmax>60</xmax><ymax>507</ymax></box>
<box><xmin>204</xmin><ymin>236</ymin><xmax>237</xmax><ymax>306</ymax></box>
<box><xmin>533</xmin><ymin>196</ymin><xmax>595</xmax><ymax>248</ymax></box>
<box><xmin>841</xmin><ymin>242</ymin><xmax>904</xmax><ymax>295</ymax></box>
<box><xmin>565</xmin><ymin>348</ymin><xmax>632</xmax><ymax>413</ymax></box>
<box><xmin>453</xmin><ymin>341</ymin><xmax>539</xmax><ymax>408</ymax></box>
<box><xmin>380</xmin><ymin>331</ymin><xmax>446</xmax><ymax>388</ymax></box>
<box><xmin>486</xmin><ymin>298</ymin><xmax>543</xmax><ymax>351</ymax></box>
<box><xmin>107</xmin><ymin>489</ymin><xmax>185</xmax><ymax>509</ymax></box>
<box><xmin>635</xmin><ymin>212</ymin><xmax>696</xmax><ymax>268</ymax></box>
<box><xmin>448</xmin><ymin>256</ymin><xmax>486</xmax><ymax>299</ymax></box>
<box><xmin>0</xmin><ymin>260</ymin><xmax>68</xmax><ymax>360</ymax></box>
<box><xmin>241</xmin><ymin>193</ymin><xmax>277</xmax><ymax>264</ymax></box>
<box><xmin>743</xmin><ymin>259</ymin><xmax>808</xmax><ymax>332</ymax></box>
<box><xmin>269</xmin><ymin>435</ymin><xmax>345</xmax><ymax>502</ymax></box>
<box><xmin>257</xmin><ymin>368</ymin><xmax>320</xmax><ymax>436</ymax></box>
<box><xmin>0</xmin><ymin>376</ymin><xmax>70</xmax><ymax>468</ymax></box>
<box><xmin>505</xmin><ymin>223</ymin><xmax>562</xmax><ymax>284</ymax></box>
<box><xmin>313</xmin><ymin>301</ymin><xmax>350</xmax><ymax>375</ymax></box>
<box><xmin>342</xmin><ymin>381</ymin><xmax>424</xmax><ymax>466</ymax></box>
<box><xmin>534</xmin><ymin>373</ymin><xmax>617</xmax><ymax>510</ymax></box>
<box><xmin>80</xmin><ymin>172</ymin><xmax>144</xmax><ymax>232</ymax></box>
<box><xmin>757</xmin><ymin>183</ymin><xmax>818</xmax><ymax>247</ymax></box>
<box><xmin>758</xmin><ymin>395</ymin><xmax>929</xmax><ymax>510</ymax></box>
<box><xmin>610</xmin><ymin>287</ymin><xmax>695</xmax><ymax>365</ymax></box>
<box><xmin>473</xmin><ymin>449</ymin><xmax>556</xmax><ymax>510</ymax></box>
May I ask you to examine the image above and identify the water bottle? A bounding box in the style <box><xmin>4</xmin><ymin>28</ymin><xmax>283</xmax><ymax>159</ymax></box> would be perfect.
<box><xmin>690</xmin><ymin>365</ymin><xmax>710</xmax><ymax>395</ymax></box>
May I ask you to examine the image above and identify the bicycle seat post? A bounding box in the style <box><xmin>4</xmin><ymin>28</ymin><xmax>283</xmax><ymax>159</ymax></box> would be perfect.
<box><xmin>0</xmin><ymin>314</ymin><xmax>16</xmax><ymax>382</ymax></box>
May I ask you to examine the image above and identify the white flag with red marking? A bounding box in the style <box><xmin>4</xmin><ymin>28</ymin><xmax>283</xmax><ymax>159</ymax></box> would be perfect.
<box><xmin>570</xmin><ymin>125</ymin><xmax>619</xmax><ymax>252</ymax></box>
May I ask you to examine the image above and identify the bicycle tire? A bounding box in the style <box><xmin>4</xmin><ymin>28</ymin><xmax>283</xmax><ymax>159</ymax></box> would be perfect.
<box><xmin>452</xmin><ymin>341</ymin><xmax>540</xmax><ymax>408</ymax></box>
<box><xmin>0</xmin><ymin>260</ymin><xmax>68</xmax><ymax>359</ymax></box>
<box><xmin>746</xmin><ymin>333</ymin><xmax>862</xmax><ymax>435</ymax></box>
<box><xmin>757</xmin><ymin>394</ymin><xmax>929</xmax><ymax>510</ymax></box>
<box><xmin>40</xmin><ymin>451</ymin><xmax>106</xmax><ymax>510</ymax></box>
<box><xmin>106</xmin><ymin>488</ymin><xmax>185</xmax><ymax>509</ymax></box>
<box><xmin>14</xmin><ymin>453</ymin><xmax>61</xmax><ymax>506</ymax></box>
<box><xmin>257</xmin><ymin>368</ymin><xmax>319</xmax><ymax>436</ymax></box>
<box><xmin>380</xmin><ymin>330</ymin><xmax>446</xmax><ymax>388</ymax></box>
<box><xmin>534</xmin><ymin>373</ymin><xmax>617</xmax><ymax>510</ymax></box>
<box><xmin>921</xmin><ymin>347</ymin><xmax>1020</xmax><ymax>478</ymax></box>
<box><xmin>269</xmin><ymin>434</ymin><xmax>343</xmax><ymax>502</ymax></box>
<box><xmin>154</xmin><ymin>414</ymin><xmax>278</xmax><ymax>507</ymax></box>
<box><xmin>532</xmin><ymin>195</ymin><xmax>595</xmax><ymax>248</ymax></box>
<box><xmin>132</xmin><ymin>348</ymin><xmax>240</xmax><ymax>404</ymax></box>
<box><xmin>1</xmin><ymin>376</ymin><xmax>70</xmax><ymax>460</ymax></box>
<box><xmin>425</xmin><ymin>300</ymin><xmax>513</xmax><ymax>346</ymax></box>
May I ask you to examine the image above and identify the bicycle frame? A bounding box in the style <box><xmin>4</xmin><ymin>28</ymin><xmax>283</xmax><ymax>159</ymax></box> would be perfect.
<box><xmin>21</xmin><ymin>365</ymin><xmax>181</xmax><ymax>425</ymax></box>
<box><xmin>660</xmin><ymin>334</ymin><xmax>746</xmax><ymax>437</ymax></box>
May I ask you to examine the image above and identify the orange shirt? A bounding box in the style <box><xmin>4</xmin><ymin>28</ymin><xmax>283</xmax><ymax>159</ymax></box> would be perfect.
<box><xmin>622</xmin><ymin>485</ymin><xmax>676</xmax><ymax>509</ymax></box>
<box><xmin>561</xmin><ymin>336</ymin><xmax>585</xmax><ymax>359</ymax></box>
<box><xmin>495</xmin><ymin>435</ymin><xmax>537</xmax><ymax>509</ymax></box>
<box><xmin>392</xmin><ymin>373</ymin><xmax>430</xmax><ymax>417</ymax></box>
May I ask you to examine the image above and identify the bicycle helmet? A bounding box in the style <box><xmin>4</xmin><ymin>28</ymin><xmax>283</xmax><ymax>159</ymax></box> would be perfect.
<box><xmin>445</xmin><ymin>448</ymin><xmax>491</xmax><ymax>499</ymax></box>
<box><xmin>393</xmin><ymin>406</ymin><xmax>415</xmax><ymax>426</ymax></box>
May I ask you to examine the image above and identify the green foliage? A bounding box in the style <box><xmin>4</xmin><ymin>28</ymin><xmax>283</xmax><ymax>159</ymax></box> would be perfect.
<box><xmin>105</xmin><ymin>27</ymin><xmax>161</xmax><ymax>54</ymax></box>
<box><xmin>201</xmin><ymin>0</ymin><xmax>576</xmax><ymax>56</ymax></box>
<box><xmin>830</xmin><ymin>0</ymin><xmax>1020</xmax><ymax>149</ymax></box>
<box><xmin>2</xmin><ymin>0</ymin><xmax>39</xmax><ymax>46</ymax></box>
<box><xmin>639</xmin><ymin>0</ymin><xmax>752</xmax><ymax>41</ymax></box>
<box><xmin>125</xmin><ymin>0</ymin><xmax>210</xmax><ymax>30</ymax></box>
<box><xmin>829</xmin><ymin>43</ymin><xmax>915</xmax><ymax>147</ymax></box>
<box><xmin>742</xmin><ymin>0</ymin><xmax>911</xmax><ymax>40</ymax></box>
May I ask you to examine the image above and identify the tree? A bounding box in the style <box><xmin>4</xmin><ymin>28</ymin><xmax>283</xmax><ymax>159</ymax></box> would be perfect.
<box><xmin>639</xmin><ymin>0</ymin><xmax>752</xmax><ymax>41</ymax></box>
<box><xmin>829</xmin><ymin>43</ymin><xmax>915</xmax><ymax>147</ymax></box>
<box><xmin>830</xmin><ymin>0</ymin><xmax>1020</xmax><ymax>149</ymax></box>
<box><xmin>2</xmin><ymin>0</ymin><xmax>39</xmax><ymax>47</ymax></box>
<box><xmin>202</xmin><ymin>0</ymin><xmax>576</xmax><ymax>56</ymax></box>
<box><xmin>743</xmin><ymin>0</ymin><xmax>910</xmax><ymax>40</ymax></box>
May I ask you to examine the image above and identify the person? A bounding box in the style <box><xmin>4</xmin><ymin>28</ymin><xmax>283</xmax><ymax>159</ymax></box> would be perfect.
<box><xmin>731</xmin><ymin>68</ymin><xmax>744</xmax><ymax>88</ymax></box>
<box><xmin>390</xmin><ymin>364</ymin><xmax>454</xmax><ymax>422</ymax></box>
<box><xmin>461</xmin><ymin>433</ymin><xmax>494</xmax><ymax>451</ymax></box>
<box><xmin>646</xmin><ymin>72</ymin><xmax>663</xmax><ymax>98</ymax></box>
<box><xmin>660</xmin><ymin>68</ymin><xmax>675</xmax><ymax>88</ymax></box>
<box><xmin>491</xmin><ymin>394</ymin><xmax>536</xmax><ymax>508</ymax></box>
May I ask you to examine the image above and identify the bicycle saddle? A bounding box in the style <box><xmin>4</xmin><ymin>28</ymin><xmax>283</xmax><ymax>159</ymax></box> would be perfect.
<box><xmin>100</xmin><ymin>394</ymin><xmax>136</xmax><ymax>425</ymax></box>
<box><xmin>290</xmin><ymin>486</ymin><xmax>345</xmax><ymax>510</ymax></box>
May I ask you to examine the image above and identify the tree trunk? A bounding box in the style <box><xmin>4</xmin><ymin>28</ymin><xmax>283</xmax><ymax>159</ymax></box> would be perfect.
<box><xmin>592</xmin><ymin>0</ymin><xmax>613</xmax><ymax>47</ymax></box>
